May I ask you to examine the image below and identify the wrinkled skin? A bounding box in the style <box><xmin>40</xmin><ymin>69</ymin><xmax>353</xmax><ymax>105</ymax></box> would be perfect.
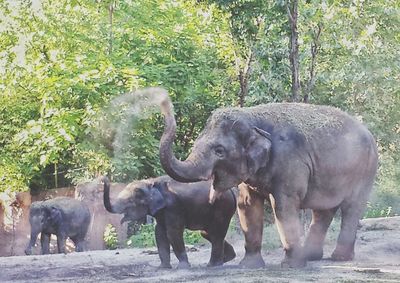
<box><xmin>159</xmin><ymin>97</ymin><xmax>378</xmax><ymax>268</ymax></box>
<box><xmin>102</xmin><ymin>176</ymin><xmax>236</xmax><ymax>268</ymax></box>
<box><xmin>25</xmin><ymin>197</ymin><xmax>91</xmax><ymax>255</ymax></box>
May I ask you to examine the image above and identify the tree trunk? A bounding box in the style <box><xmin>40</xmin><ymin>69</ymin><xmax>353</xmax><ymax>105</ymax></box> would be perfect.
<box><xmin>303</xmin><ymin>24</ymin><xmax>322</xmax><ymax>103</ymax></box>
<box><xmin>288</xmin><ymin>0</ymin><xmax>301</xmax><ymax>102</ymax></box>
<box><xmin>108</xmin><ymin>1</ymin><xmax>115</xmax><ymax>55</ymax></box>
<box><xmin>237</xmin><ymin>48</ymin><xmax>254</xmax><ymax>107</ymax></box>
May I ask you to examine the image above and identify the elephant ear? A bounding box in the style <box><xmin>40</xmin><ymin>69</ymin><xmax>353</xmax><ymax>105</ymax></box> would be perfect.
<box><xmin>148</xmin><ymin>183</ymin><xmax>166</xmax><ymax>216</ymax></box>
<box><xmin>49</xmin><ymin>206</ymin><xmax>62</xmax><ymax>225</ymax></box>
<box><xmin>246</xmin><ymin>127</ymin><xmax>272</xmax><ymax>175</ymax></box>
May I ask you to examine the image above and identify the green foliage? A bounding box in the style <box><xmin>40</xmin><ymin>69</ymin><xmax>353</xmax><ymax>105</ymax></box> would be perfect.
<box><xmin>126</xmin><ymin>223</ymin><xmax>204</xmax><ymax>248</ymax></box>
<box><xmin>127</xmin><ymin>224</ymin><xmax>156</xmax><ymax>248</ymax></box>
<box><xmin>104</xmin><ymin>224</ymin><xmax>119</xmax><ymax>250</ymax></box>
<box><xmin>0</xmin><ymin>159</ymin><xmax>29</xmax><ymax>193</ymax></box>
<box><xmin>364</xmin><ymin>202</ymin><xmax>395</xmax><ymax>219</ymax></box>
<box><xmin>183</xmin><ymin>230</ymin><xmax>204</xmax><ymax>245</ymax></box>
<box><xmin>0</xmin><ymin>0</ymin><xmax>237</xmax><ymax>191</ymax></box>
<box><xmin>0</xmin><ymin>0</ymin><xmax>398</xmax><ymax>217</ymax></box>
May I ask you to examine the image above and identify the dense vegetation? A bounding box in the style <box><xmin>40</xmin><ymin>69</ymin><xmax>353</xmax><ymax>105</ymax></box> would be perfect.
<box><xmin>1</xmin><ymin>0</ymin><xmax>399</xmax><ymax>216</ymax></box>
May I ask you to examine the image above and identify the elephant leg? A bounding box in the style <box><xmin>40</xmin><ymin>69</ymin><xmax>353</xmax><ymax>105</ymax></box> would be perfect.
<box><xmin>155</xmin><ymin>224</ymin><xmax>172</xmax><ymax>269</ymax></box>
<box><xmin>71</xmin><ymin>237</ymin><xmax>86</xmax><ymax>252</ymax></box>
<box><xmin>303</xmin><ymin>207</ymin><xmax>338</xmax><ymax>261</ymax></box>
<box><xmin>166</xmin><ymin>227</ymin><xmax>190</xmax><ymax>269</ymax></box>
<box><xmin>40</xmin><ymin>233</ymin><xmax>51</xmax><ymax>255</ymax></box>
<box><xmin>223</xmin><ymin>241</ymin><xmax>236</xmax><ymax>263</ymax></box>
<box><xmin>237</xmin><ymin>186</ymin><xmax>265</xmax><ymax>268</ymax></box>
<box><xmin>75</xmin><ymin>241</ymin><xmax>85</xmax><ymax>252</ymax></box>
<box><xmin>25</xmin><ymin>231</ymin><xmax>39</xmax><ymax>255</ymax></box>
<box><xmin>331</xmin><ymin>200</ymin><xmax>365</xmax><ymax>261</ymax></box>
<box><xmin>56</xmin><ymin>233</ymin><xmax>67</xmax><ymax>254</ymax></box>
<box><xmin>200</xmin><ymin>231</ymin><xmax>225</xmax><ymax>267</ymax></box>
<box><xmin>270</xmin><ymin>193</ymin><xmax>305</xmax><ymax>268</ymax></box>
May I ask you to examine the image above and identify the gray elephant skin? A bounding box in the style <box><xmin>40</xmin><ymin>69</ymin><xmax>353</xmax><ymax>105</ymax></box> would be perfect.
<box><xmin>25</xmin><ymin>197</ymin><xmax>91</xmax><ymax>255</ymax></box>
<box><xmin>102</xmin><ymin>176</ymin><xmax>236</xmax><ymax>268</ymax></box>
<box><xmin>159</xmin><ymin>96</ymin><xmax>378</xmax><ymax>268</ymax></box>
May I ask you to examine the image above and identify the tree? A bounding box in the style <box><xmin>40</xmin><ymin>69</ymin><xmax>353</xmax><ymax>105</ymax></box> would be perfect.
<box><xmin>0</xmin><ymin>0</ymin><xmax>238</xmax><ymax>192</ymax></box>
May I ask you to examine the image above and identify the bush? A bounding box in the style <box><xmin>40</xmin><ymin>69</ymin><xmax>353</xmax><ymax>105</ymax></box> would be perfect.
<box><xmin>183</xmin><ymin>230</ymin><xmax>204</xmax><ymax>245</ymax></box>
<box><xmin>127</xmin><ymin>223</ymin><xmax>205</xmax><ymax>248</ymax></box>
<box><xmin>364</xmin><ymin>202</ymin><xmax>395</xmax><ymax>218</ymax></box>
<box><xmin>127</xmin><ymin>224</ymin><xmax>156</xmax><ymax>248</ymax></box>
<box><xmin>104</xmin><ymin>224</ymin><xmax>119</xmax><ymax>250</ymax></box>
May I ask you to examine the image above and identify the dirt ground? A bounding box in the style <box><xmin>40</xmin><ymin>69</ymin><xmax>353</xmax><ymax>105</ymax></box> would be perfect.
<box><xmin>1</xmin><ymin>216</ymin><xmax>399</xmax><ymax>283</ymax></box>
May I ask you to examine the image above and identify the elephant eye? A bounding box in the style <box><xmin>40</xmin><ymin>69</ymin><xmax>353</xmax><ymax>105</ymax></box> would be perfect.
<box><xmin>214</xmin><ymin>145</ymin><xmax>225</xmax><ymax>158</ymax></box>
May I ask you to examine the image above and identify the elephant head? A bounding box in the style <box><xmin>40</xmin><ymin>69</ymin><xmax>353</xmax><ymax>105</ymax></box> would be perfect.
<box><xmin>159</xmin><ymin>97</ymin><xmax>272</xmax><ymax>201</ymax></box>
<box><xmin>102</xmin><ymin>177</ymin><xmax>166</xmax><ymax>223</ymax></box>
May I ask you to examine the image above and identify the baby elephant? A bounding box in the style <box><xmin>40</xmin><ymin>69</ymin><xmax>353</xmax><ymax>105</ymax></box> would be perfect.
<box><xmin>25</xmin><ymin>197</ymin><xmax>91</xmax><ymax>255</ymax></box>
<box><xmin>102</xmin><ymin>176</ymin><xmax>236</xmax><ymax>268</ymax></box>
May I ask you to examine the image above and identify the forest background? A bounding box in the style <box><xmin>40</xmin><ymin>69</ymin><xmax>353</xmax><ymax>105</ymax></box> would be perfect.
<box><xmin>1</xmin><ymin>0</ymin><xmax>399</xmax><ymax>218</ymax></box>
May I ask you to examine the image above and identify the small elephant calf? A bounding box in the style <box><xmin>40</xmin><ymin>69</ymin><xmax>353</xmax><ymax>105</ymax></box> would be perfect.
<box><xmin>103</xmin><ymin>176</ymin><xmax>236</xmax><ymax>268</ymax></box>
<box><xmin>25</xmin><ymin>197</ymin><xmax>91</xmax><ymax>255</ymax></box>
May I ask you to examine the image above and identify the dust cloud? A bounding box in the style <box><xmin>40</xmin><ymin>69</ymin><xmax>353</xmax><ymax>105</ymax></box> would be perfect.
<box><xmin>95</xmin><ymin>87</ymin><xmax>171</xmax><ymax>163</ymax></box>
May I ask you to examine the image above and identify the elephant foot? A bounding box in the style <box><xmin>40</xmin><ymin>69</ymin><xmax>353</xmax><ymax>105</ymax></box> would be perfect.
<box><xmin>280</xmin><ymin>257</ymin><xmax>306</xmax><ymax>268</ymax></box>
<box><xmin>281</xmin><ymin>248</ymin><xmax>306</xmax><ymax>268</ymax></box>
<box><xmin>239</xmin><ymin>253</ymin><xmax>265</xmax><ymax>268</ymax></box>
<box><xmin>24</xmin><ymin>249</ymin><xmax>32</xmax><ymax>256</ymax></box>
<box><xmin>207</xmin><ymin>260</ymin><xmax>224</xmax><ymax>267</ymax></box>
<box><xmin>177</xmin><ymin>261</ymin><xmax>191</xmax><ymax>269</ymax></box>
<box><xmin>158</xmin><ymin>263</ymin><xmax>172</xmax><ymax>269</ymax></box>
<box><xmin>331</xmin><ymin>244</ymin><xmax>354</xmax><ymax>261</ymax></box>
<box><xmin>303</xmin><ymin>247</ymin><xmax>323</xmax><ymax>261</ymax></box>
<box><xmin>75</xmin><ymin>245</ymin><xmax>84</xmax><ymax>252</ymax></box>
<box><xmin>223</xmin><ymin>245</ymin><xmax>236</xmax><ymax>263</ymax></box>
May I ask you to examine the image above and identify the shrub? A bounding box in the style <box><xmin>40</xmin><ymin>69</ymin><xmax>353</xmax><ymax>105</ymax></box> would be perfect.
<box><xmin>364</xmin><ymin>202</ymin><xmax>395</xmax><ymax>218</ymax></box>
<box><xmin>183</xmin><ymin>230</ymin><xmax>204</xmax><ymax>245</ymax></box>
<box><xmin>127</xmin><ymin>224</ymin><xmax>156</xmax><ymax>248</ymax></box>
<box><xmin>104</xmin><ymin>224</ymin><xmax>119</xmax><ymax>250</ymax></box>
<box><xmin>127</xmin><ymin>223</ymin><xmax>205</xmax><ymax>248</ymax></box>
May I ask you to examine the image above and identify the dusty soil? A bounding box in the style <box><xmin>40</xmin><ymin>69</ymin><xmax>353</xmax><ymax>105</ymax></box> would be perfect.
<box><xmin>1</xmin><ymin>217</ymin><xmax>399</xmax><ymax>283</ymax></box>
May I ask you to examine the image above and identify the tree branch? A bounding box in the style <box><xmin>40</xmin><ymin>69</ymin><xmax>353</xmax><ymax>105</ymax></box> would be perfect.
<box><xmin>108</xmin><ymin>1</ymin><xmax>115</xmax><ymax>55</ymax></box>
<box><xmin>303</xmin><ymin>24</ymin><xmax>322</xmax><ymax>103</ymax></box>
<box><xmin>238</xmin><ymin>48</ymin><xmax>254</xmax><ymax>107</ymax></box>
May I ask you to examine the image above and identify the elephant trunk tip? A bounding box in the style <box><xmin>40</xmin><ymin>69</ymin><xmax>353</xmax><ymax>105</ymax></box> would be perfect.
<box><xmin>160</xmin><ymin>97</ymin><xmax>174</xmax><ymax>117</ymax></box>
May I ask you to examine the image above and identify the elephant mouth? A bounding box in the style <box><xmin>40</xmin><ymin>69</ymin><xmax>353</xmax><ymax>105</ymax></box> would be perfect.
<box><xmin>120</xmin><ymin>210</ymin><xmax>146</xmax><ymax>224</ymax></box>
<box><xmin>208</xmin><ymin>174</ymin><xmax>227</xmax><ymax>204</ymax></box>
<box><xmin>120</xmin><ymin>212</ymin><xmax>139</xmax><ymax>224</ymax></box>
<box><xmin>209</xmin><ymin>185</ymin><xmax>224</xmax><ymax>204</ymax></box>
<box><xmin>209</xmin><ymin>171</ymin><xmax>242</xmax><ymax>204</ymax></box>
<box><xmin>120</xmin><ymin>214</ymin><xmax>131</xmax><ymax>224</ymax></box>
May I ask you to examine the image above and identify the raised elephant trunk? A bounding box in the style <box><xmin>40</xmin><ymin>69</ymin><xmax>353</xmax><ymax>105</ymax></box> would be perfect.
<box><xmin>159</xmin><ymin>98</ymin><xmax>211</xmax><ymax>183</ymax></box>
<box><xmin>102</xmin><ymin>176</ymin><xmax>120</xmax><ymax>214</ymax></box>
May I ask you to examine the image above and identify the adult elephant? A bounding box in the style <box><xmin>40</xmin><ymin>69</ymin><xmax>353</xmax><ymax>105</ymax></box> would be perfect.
<box><xmin>159</xmin><ymin>94</ymin><xmax>378</xmax><ymax>268</ymax></box>
<box><xmin>25</xmin><ymin>197</ymin><xmax>91</xmax><ymax>255</ymax></box>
